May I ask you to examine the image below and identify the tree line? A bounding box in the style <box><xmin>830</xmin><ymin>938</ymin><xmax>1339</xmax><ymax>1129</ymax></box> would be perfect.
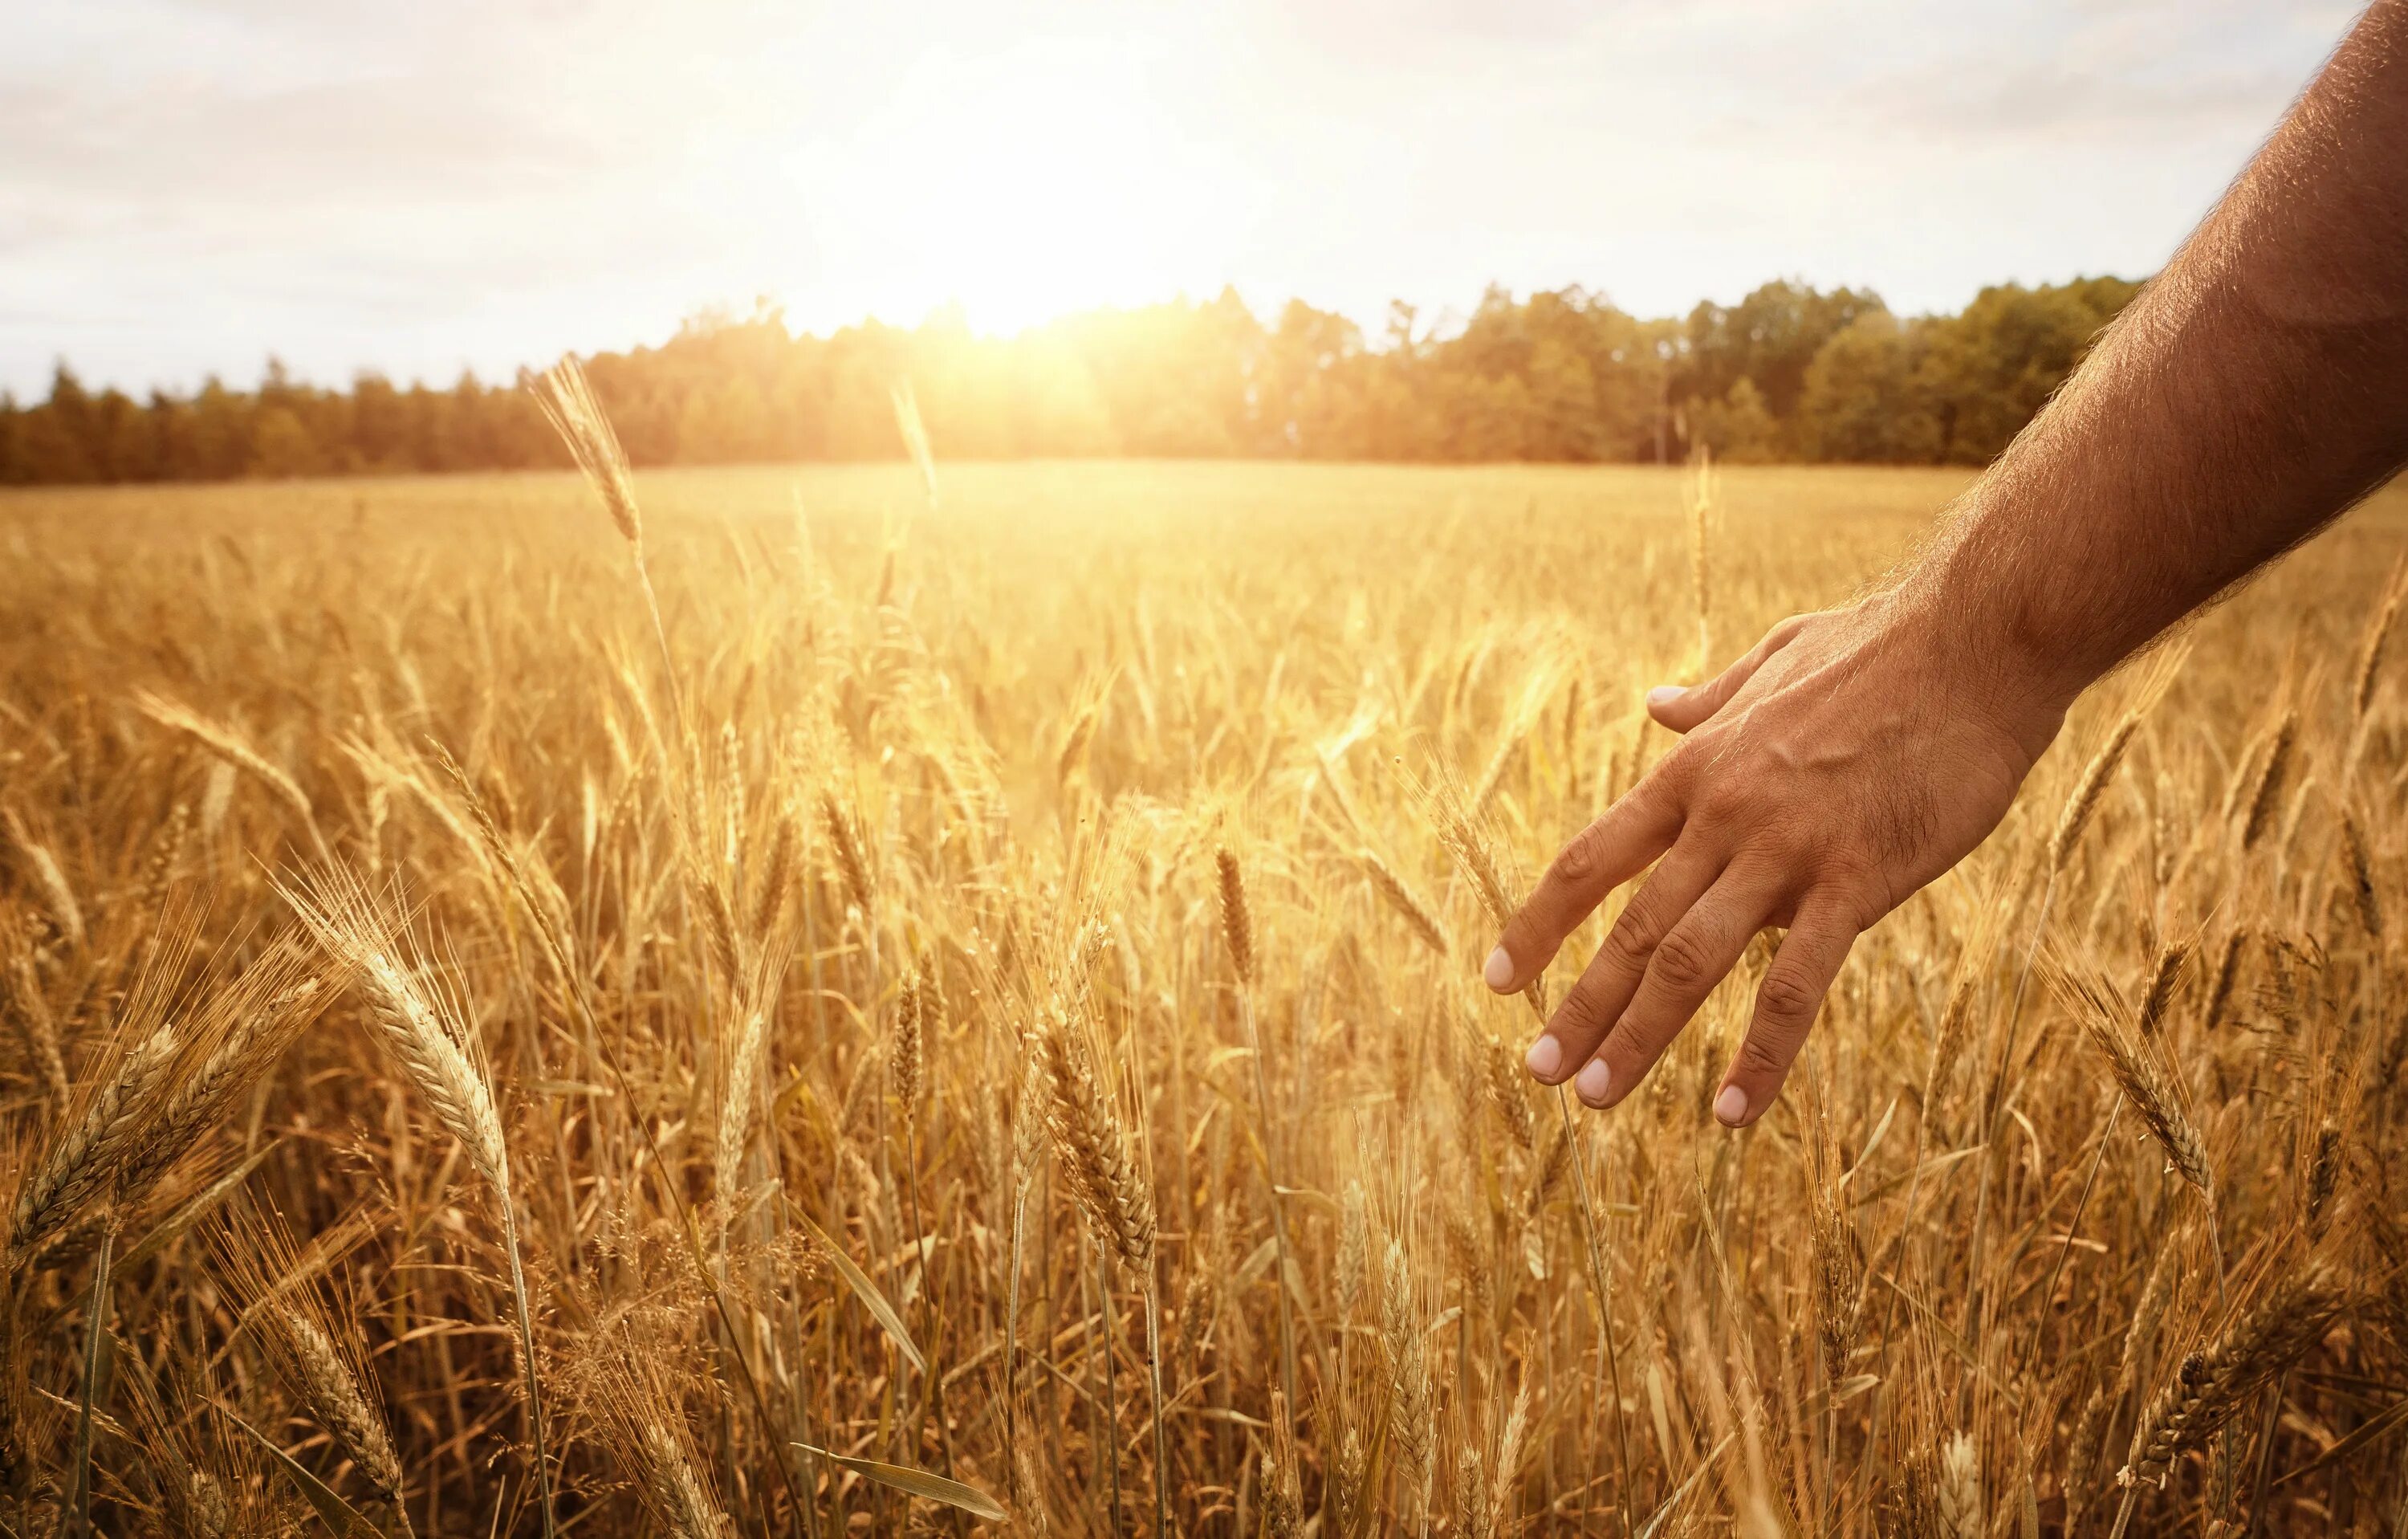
<box><xmin>0</xmin><ymin>275</ymin><xmax>2139</xmax><ymax>484</ymax></box>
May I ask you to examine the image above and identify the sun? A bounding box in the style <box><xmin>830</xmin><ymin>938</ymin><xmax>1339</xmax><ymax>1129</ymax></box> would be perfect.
<box><xmin>763</xmin><ymin>38</ymin><xmax>1241</xmax><ymax>335</ymax></box>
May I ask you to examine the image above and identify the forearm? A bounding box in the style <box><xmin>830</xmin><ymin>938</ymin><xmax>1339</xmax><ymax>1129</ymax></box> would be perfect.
<box><xmin>1904</xmin><ymin>0</ymin><xmax>2408</xmax><ymax>718</ymax></box>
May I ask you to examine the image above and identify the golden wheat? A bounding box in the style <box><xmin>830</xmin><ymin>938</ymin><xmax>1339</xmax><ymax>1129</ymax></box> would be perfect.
<box><xmin>0</xmin><ymin>459</ymin><xmax>2401</xmax><ymax>1534</ymax></box>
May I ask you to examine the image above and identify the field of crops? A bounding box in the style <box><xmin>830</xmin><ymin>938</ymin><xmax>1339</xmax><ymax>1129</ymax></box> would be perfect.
<box><xmin>3</xmin><ymin>446</ymin><xmax>2406</xmax><ymax>1537</ymax></box>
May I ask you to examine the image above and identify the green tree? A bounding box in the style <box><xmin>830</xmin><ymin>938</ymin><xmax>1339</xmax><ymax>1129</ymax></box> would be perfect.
<box><xmin>1686</xmin><ymin>378</ymin><xmax>1780</xmax><ymax>462</ymax></box>
<box><xmin>1798</xmin><ymin>311</ymin><xmax>1942</xmax><ymax>462</ymax></box>
<box><xmin>1680</xmin><ymin>280</ymin><xmax>1885</xmax><ymax>446</ymax></box>
<box><xmin>1918</xmin><ymin>277</ymin><xmax>2140</xmax><ymax>462</ymax></box>
<box><xmin>248</xmin><ymin>406</ymin><xmax>321</xmax><ymax>478</ymax></box>
<box><xmin>0</xmin><ymin>395</ymin><xmax>23</xmax><ymax>484</ymax></box>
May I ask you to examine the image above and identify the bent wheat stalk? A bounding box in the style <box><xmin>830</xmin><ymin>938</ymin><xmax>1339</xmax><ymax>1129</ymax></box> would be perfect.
<box><xmin>276</xmin><ymin>866</ymin><xmax>557</xmax><ymax>1539</ymax></box>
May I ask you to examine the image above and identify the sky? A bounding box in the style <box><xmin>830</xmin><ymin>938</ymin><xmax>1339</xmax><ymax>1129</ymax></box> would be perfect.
<box><xmin>0</xmin><ymin>0</ymin><xmax>2365</xmax><ymax>400</ymax></box>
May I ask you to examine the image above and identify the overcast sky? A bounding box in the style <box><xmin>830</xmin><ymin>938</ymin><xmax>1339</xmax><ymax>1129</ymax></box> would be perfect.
<box><xmin>0</xmin><ymin>0</ymin><xmax>2363</xmax><ymax>400</ymax></box>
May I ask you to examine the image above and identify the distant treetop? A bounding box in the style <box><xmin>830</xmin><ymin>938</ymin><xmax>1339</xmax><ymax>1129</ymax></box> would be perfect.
<box><xmin>0</xmin><ymin>277</ymin><xmax>2142</xmax><ymax>484</ymax></box>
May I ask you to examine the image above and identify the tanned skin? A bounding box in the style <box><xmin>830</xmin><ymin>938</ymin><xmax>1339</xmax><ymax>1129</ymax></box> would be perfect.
<box><xmin>1490</xmin><ymin>1</ymin><xmax>2408</xmax><ymax>1126</ymax></box>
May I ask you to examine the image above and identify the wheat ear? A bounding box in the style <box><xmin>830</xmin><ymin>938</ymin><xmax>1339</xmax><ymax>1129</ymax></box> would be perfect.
<box><xmin>131</xmin><ymin>690</ymin><xmax>328</xmax><ymax>861</ymax></box>
<box><xmin>2050</xmin><ymin>961</ymin><xmax>2213</xmax><ymax>1197</ymax></box>
<box><xmin>1035</xmin><ymin>1010</ymin><xmax>1155</xmax><ymax>1276</ymax></box>
<box><xmin>2</xmin><ymin>808</ymin><xmax>85</xmax><ymax>949</ymax></box>
<box><xmin>2051</xmin><ymin>712</ymin><xmax>2140</xmax><ymax>871</ymax></box>
<box><xmin>277</xmin><ymin>866</ymin><xmax>557</xmax><ymax>1537</ymax></box>
<box><xmin>1359</xmin><ymin>848</ymin><xmax>1450</xmax><ymax>955</ymax></box>
<box><xmin>8</xmin><ymin>1019</ymin><xmax>177</xmax><ymax>1262</ymax></box>
<box><xmin>214</xmin><ymin>1201</ymin><xmax>413</xmax><ymax>1532</ymax></box>
<box><xmin>2117</xmin><ymin>1268</ymin><xmax>2344</xmax><ymax>1491</ymax></box>
<box><xmin>590</xmin><ymin>1342</ymin><xmax>735</xmax><ymax>1539</ymax></box>
<box><xmin>2239</xmin><ymin>712</ymin><xmax>2298</xmax><ymax>849</ymax></box>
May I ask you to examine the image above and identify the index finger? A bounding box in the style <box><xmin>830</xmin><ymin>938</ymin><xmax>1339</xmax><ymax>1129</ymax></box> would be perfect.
<box><xmin>1485</xmin><ymin>771</ymin><xmax>1684</xmax><ymax>995</ymax></box>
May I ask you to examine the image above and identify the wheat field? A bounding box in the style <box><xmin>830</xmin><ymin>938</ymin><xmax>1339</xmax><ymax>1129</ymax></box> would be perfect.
<box><xmin>2</xmin><ymin>439</ymin><xmax>2406</xmax><ymax>1537</ymax></box>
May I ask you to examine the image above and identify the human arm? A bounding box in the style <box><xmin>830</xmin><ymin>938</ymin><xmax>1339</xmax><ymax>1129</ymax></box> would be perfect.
<box><xmin>1487</xmin><ymin>0</ymin><xmax>2408</xmax><ymax>1126</ymax></box>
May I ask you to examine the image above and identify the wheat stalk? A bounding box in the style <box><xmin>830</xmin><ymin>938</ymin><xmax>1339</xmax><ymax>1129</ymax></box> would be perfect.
<box><xmin>1359</xmin><ymin>848</ymin><xmax>1450</xmax><ymax>955</ymax></box>
<box><xmin>131</xmin><ymin>691</ymin><xmax>327</xmax><ymax>861</ymax></box>
<box><xmin>2051</xmin><ymin>712</ymin><xmax>2140</xmax><ymax>872</ymax></box>
<box><xmin>2050</xmin><ymin>960</ymin><xmax>2213</xmax><ymax>1196</ymax></box>
<box><xmin>2239</xmin><ymin>712</ymin><xmax>2298</xmax><ymax>849</ymax></box>
<box><xmin>2117</xmin><ymin>1268</ymin><xmax>2344</xmax><ymax>1492</ymax></box>
<box><xmin>1035</xmin><ymin>1009</ymin><xmax>1155</xmax><ymax>1276</ymax></box>
<box><xmin>275</xmin><ymin>865</ymin><xmax>557</xmax><ymax>1537</ymax></box>
<box><xmin>8</xmin><ymin>1017</ymin><xmax>177</xmax><ymax>1262</ymax></box>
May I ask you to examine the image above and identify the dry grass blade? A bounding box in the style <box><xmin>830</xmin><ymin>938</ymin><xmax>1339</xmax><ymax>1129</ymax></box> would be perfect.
<box><xmin>793</xmin><ymin>1206</ymin><xmax>923</xmax><ymax>1373</ymax></box>
<box><xmin>798</xmin><ymin>1446</ymin><xmax>1006</xmax><ymax>1522</ymax></box>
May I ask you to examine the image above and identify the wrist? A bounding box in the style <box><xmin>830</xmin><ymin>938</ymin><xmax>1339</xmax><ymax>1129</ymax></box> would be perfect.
<box><xmin>1861</xmin><ymin>576</ymin><xmax>2074</xmax><ymax>772</ymax></box>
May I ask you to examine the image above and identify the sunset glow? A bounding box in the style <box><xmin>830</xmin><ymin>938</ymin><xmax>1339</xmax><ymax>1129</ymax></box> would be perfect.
<box><xmin>0</xmin><ymin>0</ymin><xmax>2361</xmax><ymax>395</ymax></box>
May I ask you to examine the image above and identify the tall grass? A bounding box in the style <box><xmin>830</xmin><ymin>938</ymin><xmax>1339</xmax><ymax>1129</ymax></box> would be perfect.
<box><xmin>0</xmin><ymin>443</ymin><xmax>2402</xmax><ymax>1534</ymax></box>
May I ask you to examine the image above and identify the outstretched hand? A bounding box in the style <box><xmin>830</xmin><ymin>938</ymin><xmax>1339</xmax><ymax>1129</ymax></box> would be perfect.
<box><xmin>1485</xmin><ymin>594</ymin><xmax>2064</xmax><ymax>1126</ymax></box>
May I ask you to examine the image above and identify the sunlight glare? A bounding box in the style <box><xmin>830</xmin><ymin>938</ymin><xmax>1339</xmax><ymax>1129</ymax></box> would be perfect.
<box><xmin>771</xmin><ymin>39</ymin><xmax>1240</xmax><ymax>335</ymax></box>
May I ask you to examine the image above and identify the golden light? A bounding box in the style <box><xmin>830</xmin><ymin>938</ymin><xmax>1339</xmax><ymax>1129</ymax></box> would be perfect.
<box><xmin>767</xmin><ymin>39</ymin><xmax>1240</xmax><ymax>336</ymax></box>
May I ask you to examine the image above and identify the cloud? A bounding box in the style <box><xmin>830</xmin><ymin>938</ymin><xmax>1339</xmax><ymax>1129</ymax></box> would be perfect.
<box><xmin>0</xmin><ymin>0</ymin><xmax>2365</xmax><ymax>397</ymax></box>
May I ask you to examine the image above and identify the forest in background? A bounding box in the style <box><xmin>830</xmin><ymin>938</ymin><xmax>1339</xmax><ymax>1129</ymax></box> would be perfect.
<box><xmin>0</xmin><ymin>275</ymin><xmax>2138</xmax><ymax>483</ymax></box>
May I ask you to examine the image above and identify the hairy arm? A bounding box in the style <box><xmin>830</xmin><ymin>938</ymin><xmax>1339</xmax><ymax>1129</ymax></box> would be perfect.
<box><xmin>1490</xmin><ymin>0</ymin><xmax>2408</xmax><ymax>1126</ymax></box>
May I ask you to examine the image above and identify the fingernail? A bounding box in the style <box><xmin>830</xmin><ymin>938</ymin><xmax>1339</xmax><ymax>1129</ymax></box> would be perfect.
<box><xmin>1645</xmin><ymin>685</ymin><xmax>1682</xmax><ymax>709</ymax></box>
<box><xmin>1574</xmin><ymin>1059</ymin><xmax>1612</xmax><ymax>1105</ymax></box>
<box><xmin>1483</xmin><ymin>946</ymin><xmax>1515</xmax><ymax>991</ymax></box>
<box><xmin>1714</xmin><ymin>1085</ymin><xmax>1749</xmax><ymax>1126</ymax></box>
<box><xmin>1525</xmin><ymin>1036</ymin><xmax>1562</xmax><ymax>1080</ymax></box>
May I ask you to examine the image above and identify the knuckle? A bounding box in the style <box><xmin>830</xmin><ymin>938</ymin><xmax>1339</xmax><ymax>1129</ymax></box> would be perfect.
<box><xmin>1649</xmin><ymin>926</ymin><xmax>1717</xmax><ymax>991</ymax></box>
<box><xmin>1642</xmin><ymin>747</ymin><xmax>1690</xmax><ymax>796</ymax></box>
<box><xmin>1551</xmin><ymin>984</ymin><xmax>1612</xmax><ymax>1042</ymax></box>
<box><xmin>1551</xmin><ymin>821</ymin><xmax>1607</xmax><ymax>886</ymax></box>
<box><xmin>1694</xmin><ymin>782</ymin><xmax>1753</xmax><ymax>829</ymax></box>
<box><xmin>1733</xmin><ymin>1031</ymin><xmax>1790</xmax><ymax>1081</ymax></box>
<box><xmin>1755</xmin><ymin>966</ymin><xmax>1823</xmax><ymax>1028</ymax></box>
<box><xmin>1603</xmin><ymin>904</ymin><xmax>1662</xmax><ymax>969</ymax></box>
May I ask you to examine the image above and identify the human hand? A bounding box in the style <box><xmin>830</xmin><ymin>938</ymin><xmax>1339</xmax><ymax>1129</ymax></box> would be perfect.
<box><xmin>1485</xmin><ymin>594</ymin><xmax>2065</xmax><ymax>1126</ymax></box>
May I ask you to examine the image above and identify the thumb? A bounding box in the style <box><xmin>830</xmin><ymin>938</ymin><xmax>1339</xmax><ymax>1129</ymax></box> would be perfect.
<box><xmin>1646</xmin><ymin>614</ymin><xmax>1812</xmax><ymax>733</ymax></box>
